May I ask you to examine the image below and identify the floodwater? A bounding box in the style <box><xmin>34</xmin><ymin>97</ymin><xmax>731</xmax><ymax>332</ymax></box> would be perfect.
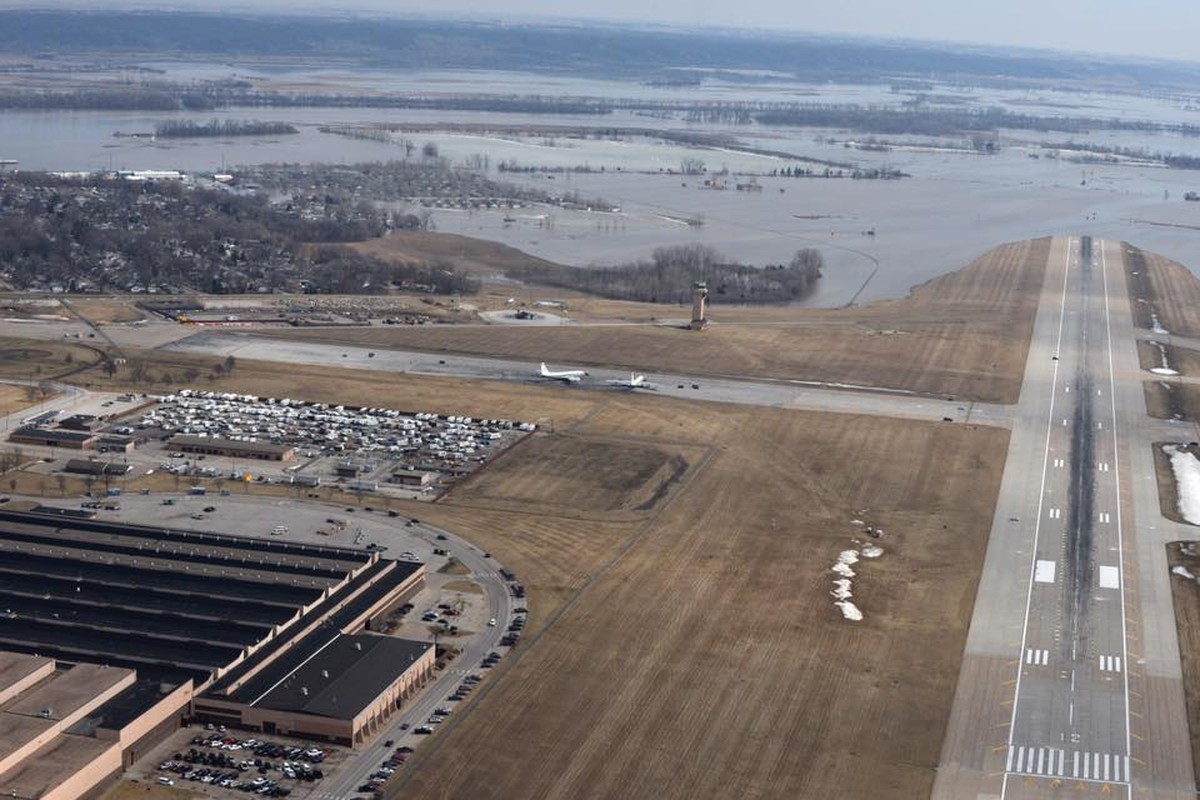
<box><xmin>3</xmin><ymin>65</ymin><xmax>1200</xmax><ymax>306</ymax></box>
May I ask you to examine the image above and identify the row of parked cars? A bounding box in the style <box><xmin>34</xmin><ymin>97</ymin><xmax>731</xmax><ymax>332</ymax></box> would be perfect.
<box><xmin>158</xmin><ymin>764</ymin><xmax>292</xmax><ymax>796</ymax></box>
<box><xmin>193</xmin><ymin>734</ymin><xmax>329</xmax><ymax>764</ymax></box>
<box><xmin>358</xmin><ymin>744</ymin><xmax>415</xmax><ymax>793</ymax></box>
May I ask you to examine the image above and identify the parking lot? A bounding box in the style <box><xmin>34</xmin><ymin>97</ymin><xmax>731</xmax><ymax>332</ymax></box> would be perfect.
<box><xmin>124</xmin><ymin>389</ymin><xmax>533</xmax><ymax>496</ymax></box>
<box><xmin>131</xmin><ymin>728</ymin><xmax>347</xmax><ymax>799</ymax></box>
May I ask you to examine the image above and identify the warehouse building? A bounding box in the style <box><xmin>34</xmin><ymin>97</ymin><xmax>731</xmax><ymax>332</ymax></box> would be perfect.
<box><xmin>195</xmin><ymin>635</ymin><xmax>433</xmax><ymax>746</ymax></box>
<box><xmin>7</xmin><ymin>427</ymin><xmax>97</xmax><ymax>451</ymax></box>
<box><xmin>0</xmin><ymin>510</ymin><xmax>430</xmax><ymax>751</ymax></box>
<box><xmin>0</xmin><ymin>652</ymin><xmax>193</xmax><ymax>800</ymax></box>
<box><xmin>169</xmin><ymin>434</ymin><xmax>295</xmax><ymax>461</ymax></box>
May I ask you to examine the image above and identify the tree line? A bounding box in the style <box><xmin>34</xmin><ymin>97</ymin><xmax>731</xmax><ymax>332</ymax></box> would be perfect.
<box><xmin>507</xmin><ymin>244</ymin><xmax>822</xmax><ymax>304</ymax></box>
<box><xmin>153</xmin><ymin>119</ymin><xmax>298</xmax><ymax>138</ymax></box>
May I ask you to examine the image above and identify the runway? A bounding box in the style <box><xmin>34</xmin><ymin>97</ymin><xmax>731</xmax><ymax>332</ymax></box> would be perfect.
<box><xmin>160</xmin><ymin>331</ymin><xmax>1014</xmax><ymax>428</ymax></box>
<box><xmin>933</xmin><ymin>236</ymin><xmax>1197</xmax><ymax>799</ymax></box>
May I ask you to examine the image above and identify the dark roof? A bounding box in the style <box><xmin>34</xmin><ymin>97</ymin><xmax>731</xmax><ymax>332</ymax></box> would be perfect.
<box><xmin>63</xmin><ymin>459</ymin><xmax>130</xmax><ymax>476</ymax></box>
<box><xmin>170</xmin><ymin>435</ymin><xmax>292</xmax><ymax>456</ymax></box>
<box><xmin>0</xmin><ymin>510</ymin><xmax>380</xmax><ymax>685</ymax></box>
<box><xmin>10</xmin><ymin>427</ymin><xmax>95</xmax><ymax>443</ymax></box>
<box><xmin>253</xmin><ymin>634</ymin><xmax>430</xmax><ymax>719</ymax></box>
<box><xmin>208</xmin><ymin>559</ymin><xmax>420</xmax><ymax>700</ymax></box>
<box><xmin>72</xmin><ymin>677</ymin><xmax>183</xmax><ymax>734</ymax></box>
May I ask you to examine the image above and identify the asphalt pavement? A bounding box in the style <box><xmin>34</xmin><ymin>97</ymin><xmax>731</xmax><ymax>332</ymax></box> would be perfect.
<box><xmin>933</xmin><ymin>236</ymin><xmax>1198</xmax><ymax>800</ymax></box>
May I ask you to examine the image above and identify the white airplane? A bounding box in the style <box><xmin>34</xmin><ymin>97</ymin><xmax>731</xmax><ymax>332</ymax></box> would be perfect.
<box><xmin>539</xmin><ymin>362</ymin><xmax>588</xmax><ymax>383</ymax></box>
<box><xmin>606</xmin><ymin>373</ymin><xmax>655</xmax><ymax>390</ymax></box>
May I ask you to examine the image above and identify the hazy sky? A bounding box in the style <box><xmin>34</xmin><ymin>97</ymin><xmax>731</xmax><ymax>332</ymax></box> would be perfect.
<box><xmin>9</xmin><ymin>1</ymin><xmax>1200</xmax><ymax>62</ymax></box>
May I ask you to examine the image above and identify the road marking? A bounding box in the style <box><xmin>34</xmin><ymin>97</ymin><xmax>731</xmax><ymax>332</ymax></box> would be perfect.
<box><xmin>1035</xmin><ymin>560</ymin><xmax>1057</xmax><ymax>583</ymax></box>
<box><xmin>1099</xmin><ymin>654</ymin><xmax>1123</xmax><ymax>673</ymax></box>
<box><xmin>1099</xmin><ymin>243</ymin><xmax>1133</xmax><ymax>769</ymax></box>
<box><xmin>1099</xmin><ymin>512</ymin><xmax>1110</xmax><ymax>523</ymax></box>
<box><xmin>1009</xmin><ymin>745</ymin><xmax>1067</xmax><ymax>777</ymax></box>
<box><xmin>1025</xmin><ymin>648</ymin><xmax>1049</xmax><ymax>666</ymax></box>
<box><xmin>1065</xmin><ymin>385</ymin><xmax>1070</xmax><ymax>393</ymax></box>
<box><xmin>1002</xmin><ymin>237</ymin><xmax>1074</xmax><ymax>800</ymax></box>
<box><xmin>1054</xmin><ymin>458</ymin><xmax>1065</xmax><ymax>468</ymax></box>
<box><xmin>1098</xmin><ymin>422</ymin><xmax>1104</xmax><ymax>429</ymax></box>
<box><xmin>1049</xmin><ymin>508</ymin><xmax>1061</xmax><ymax>519</ymax></box>
<box><xmin>1098</xmin><ymin>462</ymin><xmax>1109</xmax><ymax>472</ymax></box>
<box><xmin>1099</xmin><ymin>565</ymin><xmax>1120</xmax><ymax>589</ymax></box>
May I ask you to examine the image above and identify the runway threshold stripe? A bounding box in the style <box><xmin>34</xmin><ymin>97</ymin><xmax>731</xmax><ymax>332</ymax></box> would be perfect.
<box><xmin>1073</xmin><ymin>750</ymin><xmax>1079</xmax><ymax>777</ymax></box>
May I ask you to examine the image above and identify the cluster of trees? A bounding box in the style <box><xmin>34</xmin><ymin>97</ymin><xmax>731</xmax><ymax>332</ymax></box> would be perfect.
<box><xmin>1041</xmin><ymin>140</ymin><xmax>1200</xmax><ymax>170</ymax></box>
<box><xmin>768</xmin><ymin>165</ymin><xmax>906</xmax><ymax>180</ymax></box>
<box><xmin>508</xmin><ymin>244</ymin><xmax>822</xmax><ymax>304</ymax></box>
<box><xmin>153</xmin><ymin>119</ymin><xmax>298</xmax><ymax>138</ymax></box>
<box><xmin>0</xmin><ymin>173</ymin><xmax>474</xmax><ymax>296</ymax></box>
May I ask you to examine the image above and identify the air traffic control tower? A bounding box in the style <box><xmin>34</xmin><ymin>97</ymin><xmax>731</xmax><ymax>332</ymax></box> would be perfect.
<box><xmin>690</xmin><ymin>281</ymin><xmax>709</xmax><ymax>330</ymax></box>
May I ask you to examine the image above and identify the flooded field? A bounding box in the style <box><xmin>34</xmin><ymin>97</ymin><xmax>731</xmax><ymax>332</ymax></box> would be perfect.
<box><xmin>4</xmin><ymin>65</ymin><xmax>1200</xmax><ymax>305</ymax></box>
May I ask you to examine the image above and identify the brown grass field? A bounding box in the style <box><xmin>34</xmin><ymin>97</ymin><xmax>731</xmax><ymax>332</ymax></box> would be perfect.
<box><xmin>274</xmin><ymin>237</ymin><xmax>1051</xmax><ymax>404</ymax></box>
<box><xmin>390</xmin><ymin>404</ymin><xmax>1006</xmax><ymax>800</ymax></box>
<box><xmin>1143</xmin><ymin>380</ymin><xmax>1200</xmax><ymax>422</ymax></box>
<box><xmin>0</xmin><ymin>338</ymin><xmax>101</xmax><ymax>380</ymax></box>
<box><xmin>0</xmin><ymin>384</ymin><xmax>36</xmax><ymax>418</ymax></box>
<box><xmin>1124</xmin><ymin>243</ymin><xmax>1200</xmax><ymax>338</ymax></box>
<box><xmin>1136</xmin><ymin>339</ymin><xmax>1200</xmax><ymax>378</ymax></box>
<box><xmin>1152</xmin><ymin>443</ymin><xmax>1190</xmax><ymax>525</ymax></box>
<box><xmin>101</xmin><ymin>780</ymin><xmax>200</xmax><ymax>800</ymax></box>
<box><xmin>1166</xmin><ymin>542</ymin><xmax>1200</xmax><ymax>788</ymax></box>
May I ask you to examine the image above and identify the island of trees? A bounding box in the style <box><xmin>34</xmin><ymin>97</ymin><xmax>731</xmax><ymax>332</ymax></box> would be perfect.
<box><xmin>507</xmin><ymin>244</ymin><xmax>822</xmax><ymax>304</ymax></box>
<box><xmin>153</xmin><ymin>119</ymin><xmax>298</xmax><ymax>138</ymax></box>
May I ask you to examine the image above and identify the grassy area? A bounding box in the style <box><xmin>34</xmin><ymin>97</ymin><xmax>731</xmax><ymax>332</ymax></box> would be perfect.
<box><xmin>1166</xmin><ymin>542</ymin><xmax>1200</xmax><ymax>788</ymax></box>
<box><xmin>388</xmin><ymin>394</ymin><xmax>1008</xmax><ymax>800</ymax></box>
<box><xmin>101</xmin><ymin>779</ymin><xmax>200</xmax><ymax>800</ymax></box>
<box><xmin>268</xmin><ymin>237</ymin><xmax>1051</xmax><ymax>404</ymax></box>
<box><xmin>0</xmin><ymin>384</ymin><xmax>38</xmax><ymax>418</ymax></box>
<box><xmin>0</xmin><ymin>338</ymin><xmax>102</xmax><ymax>380</ymax></box>
<box><xmin>1124</xmin><ymin>244</ymin><xmax>1200</xmax><ymax>338</ymax></box>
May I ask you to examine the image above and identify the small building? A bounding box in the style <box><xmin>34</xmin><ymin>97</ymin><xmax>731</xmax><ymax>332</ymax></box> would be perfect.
<box><xmin>8</xmin><ymin>427</ymin><xmax>97</xmax><ymax>451</ymax></box>
<box><xmin>335</xmin><ymin>460</ymin><xmax>374</xmax><ymax>479</ymax></box>
<box><xmin>169</xmin><ymin>435</ymin><xmax>294</xmax><ymax>462</ymax></box>
<box><xmin>57</xmin><ymin>414</ymin><xmax>101</xmax><ymax>432</ymax></box>
<box><xmin>63</xmin><ymin>459</ymin><xmax>132</xmax><ymax>477</ymax></box>
<box><xmin>94</xmin><ymin>435</ymin><xmax>134</xmax><ymax>454</ymax></box>
<box><xmin>388</xmin><ymin>469</ymin><xmax>436</xmax><ymax>489</ymax></box>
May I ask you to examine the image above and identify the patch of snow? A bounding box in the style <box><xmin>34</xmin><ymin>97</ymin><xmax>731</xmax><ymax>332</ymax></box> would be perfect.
<box><xmin>850</xmin><ymin>519</ymin><xmax>865</xmax><ymax>526</ymax></box>
<box><xmin>1151</xmin><ymin>312</ymin><xmax>1170</xmax><ymax>336</ymax></box>
<box><xmin>1151</xmin><ymin>367</ymin><xmax>1179</xmax><ymax>376</ymax></box>
<box><xmin>831</xmin><ymin>578</ymin><xmax>853</xmax><ymax>600</ymax></box>
<box><xmin>860</xmin><ymin>544</ymin><xmax>884</xmax><ymax>558</ymax></box>
<box><xmin>837</xmin><ymin>550</ymin><xmax>860</xmax><ymax>565</ymax></box>
<box><xmin>1166</xmin><ymin>445</ymin><xmax>1200</xmax><ymax>524</ymax></box>
<box><xmin>1172</xmin><ymin>565</ymin><xmax>1196</xmax><ymax>580</ymax></box>
<box><xmin>831</xmin><ymin>562</ymin><xmax>855</xmax><ymax>577</ymax></box>
<box><xmin>835</xmin><ymin>601</ymin><xmax>863</xmax><ymax>621</ymax></box>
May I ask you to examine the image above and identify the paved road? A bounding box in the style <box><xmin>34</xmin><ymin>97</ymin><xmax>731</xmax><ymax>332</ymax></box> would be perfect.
<box><xmin>310</xmin><ymin>517</ymin><xmax>513</xmax><ymax>800</ymax></box>
<box><xmin>162</xmin><ymin>331</ymin><xmax>1014</xmax><ymax>428</ymax></box>
<box><xmin>933</xmin><ymin>236</ymin><xmax>1198</xmax><ymax>799</ymax></box>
